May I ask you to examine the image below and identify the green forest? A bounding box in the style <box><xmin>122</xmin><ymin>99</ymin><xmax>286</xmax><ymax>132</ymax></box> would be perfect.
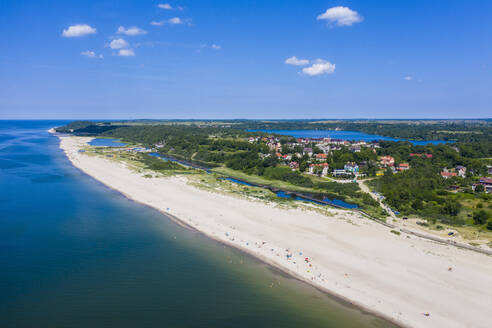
<box><xmin>56</xmin><ymin>119</ymin><xmax>492</xmax><ymax>229</ymax></box>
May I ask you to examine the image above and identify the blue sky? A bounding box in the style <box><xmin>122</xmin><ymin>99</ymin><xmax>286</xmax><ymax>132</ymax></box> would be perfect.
<box><xmin>0</xmin><ymin>0</ymin><xmax>491</xmax><ymax>119</ymax></box>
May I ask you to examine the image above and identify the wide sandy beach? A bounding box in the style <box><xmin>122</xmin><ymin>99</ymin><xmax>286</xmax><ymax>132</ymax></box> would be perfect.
<box><xmin>58</xmin><ymin>135</ymin><xmax>492</xmax><ymax>328</ymax></box>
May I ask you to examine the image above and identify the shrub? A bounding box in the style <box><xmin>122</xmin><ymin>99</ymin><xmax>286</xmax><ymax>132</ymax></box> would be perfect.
<box><xmin>487</xmin><ymin>221</ymin><xmax>492</xmax><ymax>231</ymax></box>
<box><xmin>473</xmin><ymin>210</ymin><xmax>489</xmax><ymax>225</ymax></box>
<box><xmin>440</xmin><ymin>200</ymin><xmax>461</xmax><ymax>216</ymax></box>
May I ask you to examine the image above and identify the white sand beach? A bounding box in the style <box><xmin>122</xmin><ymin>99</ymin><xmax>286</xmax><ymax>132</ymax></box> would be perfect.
<box><xmin>58</xmin><ymin>135</ymin><xmax>492</xmax><ymax>328</ymax></box>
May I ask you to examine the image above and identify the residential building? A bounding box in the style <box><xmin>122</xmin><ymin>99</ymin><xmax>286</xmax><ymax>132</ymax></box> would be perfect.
<box><xmin>344</xmin><ymin>162</ymin><xmax>359</xmax><ymax>174</ymax></box>
<box><xmin>333</xmin><ymin>169</ymin><xmax>349</xmax><ymax>177</ymax></box>
<box><xmin>479</xmin><ymin>177</ymin><xmax>492</xmax><ymax>193</ymax></box>
<box><xmin>309</xmin><ymin>163</ymin><xmax>329</xmax><ymax>177</ymax></box>
<box><xmin>350</xmin><ymin>145</ymin><xmax>361</xmax><ymax>153</ymax></box>
<box><xmin>441</xmin><ymin>171</ymin><xmax>457</xmax><ymax>179</ymax></box>
<box><xmin>289</xmin><ymin>161</ymin><xmax>299</xmax><ymax>170</ymax></box>
<box><xmin>456</xmin><ymin>165</ymin><xmax>467</xmax><ymax>178</ymax></box>
<box><xmin>397</xmin><ymin>163</ymin><xmax>410</xmax><ymax>171</ymax></box>
<box><xmin>379</xmin><ymin>156</ymin><xmax>395</xmax><ymax>167</ymax></box>
<box><xmin>316</xmin><ymin>144</ymin><xmax>331</xmax><ymax>154</ymax></box>
<box><xmin>303</xmin><ymin>148</ymin><xmax>313</xmax><ymax>156</ymax></box>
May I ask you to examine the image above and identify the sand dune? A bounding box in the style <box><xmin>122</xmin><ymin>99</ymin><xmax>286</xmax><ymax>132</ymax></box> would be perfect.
<box><xmin>58</xmin><ymin>135</ymin><xmax>492</xmax><ymax>328</ymax></box>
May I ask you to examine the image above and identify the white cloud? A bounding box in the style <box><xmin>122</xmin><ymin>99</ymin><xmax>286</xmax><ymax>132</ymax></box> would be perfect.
<box><xmin>109</xmin><ymin>38</ymin><xmax>129</xmax><ymax>49</ymax></box>
<box><xmin>404</xmin><ymin>76</ymin><xmax>413</xmax><ymax>81</ymax></box>
<box><xmin>80</xmin><ymin>50</ymin><xmax>103</xmax><ymax>59</ymax></box>
<box><xmin>151</xmin><ymin>17</ymin><xmax>190</xmax><ymax>26</ymax></box>
<box><xmin>157</xmin><ymin>3</ymin><xmax>183</xmax><ymax>10</ymax></box>
<box><xmin>285</xmin><ymin>56</ymin><xmax>309</xmax><ymax>66</ymax></box>
<box><xmin>62</xmin><ymin>24</ymin><xmax>96</xmax><ymax>37</ymax></box>
<box><xmin>117</xmin><ymin>26</ymin><xmax>147</xmax><ymax>36</ymax></box>
<box><xmin>118</xmin><ymin>49</ymin><xmax>135</xmax><ymax>57</ymax></box>
<box><xmin>168</xmin><ymin>17</ymin><xmax>183</xmax><ymax>24</ymax></box>
<box><xmin>302</xmin><ymin>59</ymin><xmax>336</xmax><ymax>76</ymax></box>
<box><xmin>317</xmin><ymin>6</ymin><xmax>363</xmax><ymax>26</ymax></box>
<box><xmin>199</xmin><ymin>44</ymin><xmax>221</xmax><ymax>50</ymax></box>
<box><xmin>158</xmin><ymin>3</ymin><xmax>173</xmax><ymax>10</ymax></box>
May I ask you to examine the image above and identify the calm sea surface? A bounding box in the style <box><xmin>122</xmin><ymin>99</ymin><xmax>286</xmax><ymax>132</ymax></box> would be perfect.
<box><xmin>0</xmin><ymin>121</ymin><xmax>396</xmax><ymax>328</ymax></box>
<box><xmin>250</xmin><ymin>129</ymin><xmax>451</xmax><ymax>145</ymax></box>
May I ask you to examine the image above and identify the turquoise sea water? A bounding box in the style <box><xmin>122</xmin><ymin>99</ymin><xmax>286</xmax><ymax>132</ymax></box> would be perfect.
<box><xmin>0</xmin><ymin>121</ymin><xmax>396</xmax><ymax>328</ymax></box>
<box><xmin>249</xmin><ymin>129</ymin><xmax>451</xmax><ymax>145</ymax></box>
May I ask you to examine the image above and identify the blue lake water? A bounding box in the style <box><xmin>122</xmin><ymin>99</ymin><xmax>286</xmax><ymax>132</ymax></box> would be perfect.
<box><xmin>223</xmin><ymin>177</ymin><xmax>255</xmax><ymax>186</ymax></box>
<box><xmin>88</xmin><ymin>138</ymin><xmax>127</xmax><ymax>147</ymax></box>
<box><xmin>322</xmin><ymin>197</ymin><xmax>359</xmax><ymax>209</ymax></box>
<box><xmin>276</xmin><ymin>191</ymin><xmax>358</xmax><ymax>209</ymax></box>
<box><xmin>250</xmin><ymin>129</ymin><xmax>452</xmax><ymax>145</ymax></box>
<box><xmin>149</xmin><ymin>152</ymin><xmax>171</xmax><ymax>161</ymax></box>
<box><xmin>0</xmin><ymin>121</ymin><xmax>394</xmax><ymax>327</ymax></box>
<box><xmin>224</xmin><ymin>178</ymin><xmax>357</xmax><ymax>209</ymax></box>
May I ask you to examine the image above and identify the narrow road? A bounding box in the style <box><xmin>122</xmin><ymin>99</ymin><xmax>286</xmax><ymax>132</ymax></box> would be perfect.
<box><xmin>357</xmin><ymin>178</ymin><xmax>397</xmax><ymax>219</ymax></box>
<box><xmin>355</xmin><ymin>178</ymin><xmax>492</xmax><ymax>256</ymax></box>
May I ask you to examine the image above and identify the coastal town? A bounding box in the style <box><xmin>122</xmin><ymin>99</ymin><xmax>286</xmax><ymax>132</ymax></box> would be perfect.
<box><xmin>247</xmin><ymin>135</ymin><xmax>492</xmax><ymax>193</ymax></box>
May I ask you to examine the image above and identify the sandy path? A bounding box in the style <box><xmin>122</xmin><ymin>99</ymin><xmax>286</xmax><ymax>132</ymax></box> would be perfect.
<box><xmin>357</xmin><ymin>180</ymin><xmax>492</xmax><ymax>249</ymax></box>
<box><xmin>58</xmin><ymin>135</ymin><xmax>492</xmax><ymax>328</ymax></box>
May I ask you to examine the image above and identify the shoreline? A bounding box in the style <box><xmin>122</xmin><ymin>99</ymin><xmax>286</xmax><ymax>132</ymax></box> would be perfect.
<box><xmin>58</xmin><ymin>136</ymin><xmax>398</xmax><ymax>326</ymax></box>
<box><xmin>53</xmin><ymin>132</ymin><xmax>492</xmax><ymax>328</ymax></box>
<box><xmin>139</xmin><ymin>199</ymin><xmax>402</xmax><ymax>326</ymax></box>
<box><xmin>93</xmin><ymin>179</ymin><xmax>404</xmax><ymax>327</ymax></box>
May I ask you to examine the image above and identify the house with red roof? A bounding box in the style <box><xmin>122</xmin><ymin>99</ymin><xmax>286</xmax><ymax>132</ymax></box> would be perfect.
<box><xmin>309</xmin><ymin>163</ymin><xmax>329</xmax><ymax>177</ymax></box>
<box><xmin>379</xmin><ymin>156</ymin><xmax>395</xmax><ymax>167</ymax></box>
<box><xmin>441</xmin><ymin>171</ymin><xmax>457</xmax><ymax>179</ymax></box>
<box><xmin>397</xmin><ymin>163</ymin><xmax>410</xmax><ymax>171</ymax></box>
<box><xmin>289</xmin><ymin>161</ymin><xmax>299</xmax><ymax>170</ymax></box>
<box><xmin>479</xmin><ymin>177</ymin><xmax>492</xmax><ymax>193</ymax></box>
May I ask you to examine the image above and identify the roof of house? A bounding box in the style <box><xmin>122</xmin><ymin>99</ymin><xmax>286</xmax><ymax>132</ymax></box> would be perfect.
<box><xmin>480</xmin><ymin>177</ymin><xmax>492</xmax><ymax>184</ymax></box>
<box><xmin>410</xmin><ymin>153</ymin><xmax>433</xmax><ymax>158</ymax></box>
<box><xmin>310</xmin><ymin>163</ymin><xmax>329</xmax><ymax>167</ymax></box>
